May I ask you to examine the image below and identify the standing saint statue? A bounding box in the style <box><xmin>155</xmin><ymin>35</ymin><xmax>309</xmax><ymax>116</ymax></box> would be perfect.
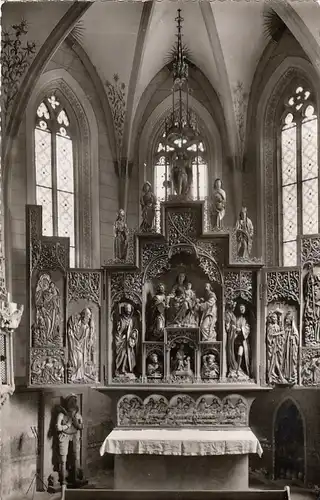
<box><xmin>115</xmin><ymin>303</ymin><xmax>139</xmax><ymax>378</ymax></box>
<box><xmin>55</xmin><ymin>395</ymin><xmax>85</xmax><ymax>499</ymax></box>
<box><xmin>267</xmin><ymin>309</ymin><xmax>286</xmax><ymax>384</ymax></box>
<box><xmin>172</xmin><ymin>150</ymin><xmax>192</xmax><ymax>198</ymax></box>
<box><xmin>149</xmin><ymin>283</ymin><xmax>167</xmax><ymax>339</ymax></box>
<box><xmin>114</xmin><ymin>209</ymin><xmax>129</xmax><ymax>261</ymax></box>
<box><xmin>212</xmin><ymin>178</ymin><xmax>226</xmax><ymax>229</ymax></box>
<box><xmin>283</xmin><ymin>311</ymin><xmax>299</xmax><ymax>384</ymax></box>
<box><xmin>67</xmin><ymin>308</ymin><xmax>96</xmax><ymax>383</ymax></box>
<box><xmin>225</xmin><ymin>301</ymin><xmax>237</xmax><ymax>373</ymax></box>
<box><xmin>32</xmin><ymin>274</ymin><xmax>61</xmax><ymax>346</ymax></box>
<box><xmin>303</xmin><ymin>263</ymin><xmax>320</xmax><ymax>344</ymax></box>
<box><xmin>198</xmin><ymin>283</ymin><xmax>218</xmax><ymax>341</ymax></box>
<box><xmin>140</xmin><ymin>181</ymin><xmax>156</xmax><ymax>232</ymax></box>
<box><xmin>235</xmin><ymin>207</ymin><xmax>254</xmax><ymax>259</ymax></box>
<box><xmin>228</xmin><ymin>303</ymin><xmax>250</xmax><ymax>379</ymax></box>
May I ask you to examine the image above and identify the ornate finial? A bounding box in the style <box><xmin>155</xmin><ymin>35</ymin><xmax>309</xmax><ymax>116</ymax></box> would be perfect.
<box><xmin>173</xmin><ymin>9</ymin><xmax>188</xmax><ymax>85</ymax></box>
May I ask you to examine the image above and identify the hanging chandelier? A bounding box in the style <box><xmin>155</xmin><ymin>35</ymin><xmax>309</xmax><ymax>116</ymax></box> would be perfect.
<box><xmin>165</xmin><ymin>9</ymin><xmax>199</xmax><ymax>148</ymax></box>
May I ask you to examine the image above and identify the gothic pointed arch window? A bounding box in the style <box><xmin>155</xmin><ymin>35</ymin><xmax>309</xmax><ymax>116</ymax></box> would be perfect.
<box><xmin>280</xmin><ymin>82</ymin><xmax>319</xmax><ymax>266</ymax></box>
<box><xmin>34</xmin><ymin>94</ymin><xmax>76</xmax><ymax>267</ymax></box>
<box><xmin>153</xmin><ymin>130</ymin><xmax>208</xmax><ymax>230</ymax></box>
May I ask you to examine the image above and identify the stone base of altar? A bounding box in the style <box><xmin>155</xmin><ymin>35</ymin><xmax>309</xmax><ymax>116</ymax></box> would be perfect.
<box><xmin>114</xmin><ymin>454</ymin><xmax>248</xmax><ymax>490</ymax></box>
<box><xmin>100</xmin><ymin>428</ymin><xmax>262</xmax><ymax>491</ymax></box>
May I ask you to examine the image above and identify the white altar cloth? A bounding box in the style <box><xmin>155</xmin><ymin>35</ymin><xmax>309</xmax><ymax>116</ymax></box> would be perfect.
<box><xmin>99</xmin><ymin>428</ymin><xmax>263</xmax><ymax>457</ymax></box>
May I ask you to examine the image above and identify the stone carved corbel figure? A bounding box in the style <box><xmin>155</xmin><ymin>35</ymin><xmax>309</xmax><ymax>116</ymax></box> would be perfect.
<box><xmin>211</xmin><ymin>178</ymin><xmax>226</xmax><ymax>229</ymax></box>
<box><xmin>140</xmin><ymin>181</ymin><xmax>156</xmax><ymax>232</ymax></box>
<box><xmin>56</xmin><ymin>394</ymin><xmax>86</xmax><ymax>499</ymax></box>
<box><xmin>115</xmin><ymin>302</ymin><xmax>139</xmax><ymax>378</ymax></box>
<box><xmin>114</xmin><ymin>209</ymin><xmax>129</xmax><ymax>261</ymax></box>
<box><xmin>235</xmin><ymin>207</ymin><xmax>254</xmax><ymax>259</ymax></box>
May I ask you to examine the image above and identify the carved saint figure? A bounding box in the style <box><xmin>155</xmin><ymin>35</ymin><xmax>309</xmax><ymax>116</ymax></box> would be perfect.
<box><xmin>212</xmin><ymin>178</ymin><xmax>226</xmax><ymax>229</ymax></box>
<box><xmin>225</xmin><ymin>301</ymin><xmax>237</xmax><ymax>373</ymax></box>
<box><xmin>32</xmin><ymin>274</ymin><xmax>61</xmax><ymax>346</ymax></box>
<box><xmin>140</xmin><ymin>181</ymin><xmax>156</xmax><ymax>232</ymax></box>
<box><xmin>115</xmin><ymin>303</ymin><xmax>139</xmax><ymax>377</ymax></box>
<box><xmin>228</xmin><ymin>303</ymin><xmax>250</xmax><ymax>379</ymax></box>
<box><xmin>56</xmin><ymin>395</ymin><xmax>84</xmax><ymax>497</ymax></box>
<box><xmin>67</xmin><ymin>308</ymin><xmax>96</xmax><ymax>383</ymax></box>
<box><xmin>235</xmin><ymin>207</ymin><xmax>254</xmax><ymax>259</ymax></box>
<box><xmin>168</xmin><ymin>273</ymin><xmax>198</xmax><ymax>327</ymax></box>
<box><xmin>150</xmin><ymin>283</ymin><xmax>167</xmax><ymax>339</ymax></box>
<box><xmin>172</xmin><ymin>343</ymin><xmax>193</xmax><ymax>376</ymax></box>
<box><xmin>114</xmin><ymin>209</ymin><xmax>129</xmax><ymax>261</ymax></box>
<box><xmin>283</xmin><ymin>311</ymin><xmax>299</xmax><ymax>384</ymax></box>
<box><xmin>147</xmin><ymin>353</ymin><xmax>162</xmax><ymax>379</ymax></box>
<box><xmin>267</xmin><ymin>310</ymin><xmax>286</xmax><ymax>384</ymax></box>
<box><xmin>172</xmin><ymin>150</ymin><xmax>192</xmax><ymax>198</ymax></box>
<box><xmin>198</xmin><ymin>283</ymin><xmax>218</xmax><ymax>341</ymax></box>
<box><xmin>303</xmin><ymin>264</ymin><xmax>320</xmax><ymax>344</ymax></box>
<box><xmin>201</xmin><ymin>353</ymin><xmax>219</xmax><ymax>380</ymax></box>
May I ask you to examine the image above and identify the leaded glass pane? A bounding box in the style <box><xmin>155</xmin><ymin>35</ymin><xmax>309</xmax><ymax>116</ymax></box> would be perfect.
<box><xmin>56</xmin><ymin>135</ymin><xmax>74</xmax><ymax>193</ymax></box>
<box><xmin>0</xmin><ymin>333</ymin><xmax>7</xmax><ymax>384</ymax></box>
<box><xmin>302</xmin><ymin>118</ymin><xmax>318</xmax><ymax>181</ymax></box>
<box><xmin>36</xmin><ymin>186</ymin><xmax>53</xmax><ymax>236</ymax></box>
<box><xmin>281</xmin><ymin>125</ymin><xmax>297</xmax><ymax>186</ymax></box>
<box><xmin>35</xmin><ymin>129</ymin><xmax>52</xmax><ymax>188</ymax></box>
<box><xmin>302</xmin><ymin>179</ymin><xmax>318</xmax><ymax>234</ymax></box>
<box><xmin>155</xmin><ymin>162</ymin><xmax>166</xmax><ymax>201</ymax></box>
<box><xmin>198</xmin><ymin>162</ymin><xmax>207</xmax><ymax>200</ymax></box>
<box><xmin>192</xmin><ymin>164</ymin><xmax>198</xmax><ymax>199</ymax></box>
<box><xmin>283</xmin><ymin>241</ymin><xmax>297</xmax><ymax>267</ymax></box>
<box><xmin>57</xmin><ymin>191</ymin><xmax>75</xmax><ymax>246</ymax></box>
<box><xmin>282</xmin><ymin>184</ymin><xmax>298</xmax><ymax>242</ymax></box>
<box><xmin>69</xmin><ymin>247</ymin><xmax>75</xmax><ymax>268</ymax></box>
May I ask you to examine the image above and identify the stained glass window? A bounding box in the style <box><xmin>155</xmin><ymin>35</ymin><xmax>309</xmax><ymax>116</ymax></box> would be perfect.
<box><xmin>280</xmin><ymin>84</ymin><xmax>319</xmax><ymax>266</ymax></box>
<box><xmin>35</xmin><ymin>94</ymin><xmax>76</xmax><ymax>267</ymax></box>
<box><xmin>154</xmin><ymin>135</ymin><xmax>208</xmax><ymax>231</ymax></box>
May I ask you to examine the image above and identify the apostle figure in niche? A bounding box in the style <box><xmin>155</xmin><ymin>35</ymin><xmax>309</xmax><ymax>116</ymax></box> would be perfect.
<box><xmin>115</xmin><ymin>302</ymin><xmax>139</xmax><ymax>378</ymax></box>
<box><xmin>283</xmin><ymin>311</ymin><xmax>299</xmax><ymax>384</ymax></box>
<box><xmin>201</xmin><ymin>353</ymin><xmax>219</xmax><ymax>380</ymax></box>
<box><xmin>212</xmin><ymin>178</ymin><xmax>226</xmax><ymax>229</ymax></box>
<box><xmin>168</xmin><ymin>273</ymin><xmax>198</xmax><ymax>327</ymax></box>
<box><xmin>33</xmin><ymin>274</ymin><xmax>61</xmax><ymax>346</ymax></box>
<box><xmin>228</xmin><ymin>303</ymin><xmax>250</xmax><ymax>379</ymax></box>
<box><xmin>225</xmin><ymin>301</ymin><xmax>237</xmax><ymax>373</ymax></box>
<box><xmin>171</xmin><ymin>149</ymin><xmax>192</xmax><ymax>198</ymax></box>
<box><xmin>267</xmin><ymin>309</ymin><xmax>286</xmax><ymax>385</ymax></box>
<box><xmin>150</xmin><ymin>283</ymin><xmax>167</xmax><ymax>339</ymax></box>
<box><xmin>67</xmin><ymin>308</ymin><xmax>96</xmax><ymax>383</ymax></box>
<box><xmin>198</xmin><ymin>283</ymin><xmax>218</xmax><ymax>341</ymax></box>
<box><xmin>147</xmin><ymin>353</ymin><xmax>162</xmax><ymax>379</ymax></box>
<box><xmin>56</xmin><ymin>394</ymin><xmax>85</xmax><ymax>498</ymax></box>
<box><xmin>235</xmin><ymin>207</ymin><xmax>254</xmax><ymax>259</ymax></box>
<box><xmin>114</xmin><ymin>209</ymin><xmax>129</xmax><ymax>261</ymax></box>
<box><xmin>140</xmin><ymin>181</ymin><xmax>157</xmax><ymax>232</ymax></box>
<box><xmin>303</xmin><ymin>263</ymin><xmax>320</xmax><ymax>344</ymax></box>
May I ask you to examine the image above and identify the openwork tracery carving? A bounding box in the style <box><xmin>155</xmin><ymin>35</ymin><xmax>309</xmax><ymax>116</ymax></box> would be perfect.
<box><xmin>68</xmin><ymin>272</ymin><xmax>101</xmax><ymax>306</ymax></box>
<box><xmin>224</xmin><ymin>271</ymin><xmax>253</xmax><ymax>303</ymax></box>
<box><xmin>266</xmin><ymin>270</ymin><xmax>300</xmax><ymax>304</ymax></box>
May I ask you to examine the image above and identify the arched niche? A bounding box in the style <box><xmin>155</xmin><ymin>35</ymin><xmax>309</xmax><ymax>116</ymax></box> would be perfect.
<box><xmin>273</xmin><ymin>398</ymin><xmax>305</xmax><ymax>484</ymax></box>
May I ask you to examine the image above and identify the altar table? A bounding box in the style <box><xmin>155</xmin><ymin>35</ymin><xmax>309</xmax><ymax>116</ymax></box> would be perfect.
<box><xmin>100</xmin><ymin>428</ymin><xmax>262</xmax><ymax>490</ymax></box>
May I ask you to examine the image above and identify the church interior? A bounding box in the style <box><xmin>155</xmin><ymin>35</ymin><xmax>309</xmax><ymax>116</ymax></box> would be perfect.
<box><xmin>1</xmin><ymin>0</ymin><xmax>320</xmax><ymax>499</ymax></box>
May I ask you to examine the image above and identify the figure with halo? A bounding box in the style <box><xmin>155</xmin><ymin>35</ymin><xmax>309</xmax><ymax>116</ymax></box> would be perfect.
<box><xmin>114</xmin><ymin>209</ymin><xmax>129</xmax><ymax>261</ymax></box>
<box><xmin>212</xmin><ymin>178</ymin><xmax>226</xmax><ymax>229</ymax></box>
<box><xmin>140</xmin><ymin>181</ymin><xmax>157</xmax><ymax>232</ymax></box>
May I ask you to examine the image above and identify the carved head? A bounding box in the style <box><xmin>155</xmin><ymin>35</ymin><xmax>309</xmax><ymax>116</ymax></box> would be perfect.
<box><xmin>186</xmin><ymin>282</ymin><xmax>192</xmax><ymax>290</ymax></box>
<box><xmin>150</xmin><ymin>353</ymin><xmax>158</xmax><ymax>364</ymax></box>
<box><xmin>206</xmin><ymin>353</ymin><xmax>216</xmax><ymax>366</ymax></box>
<box><xmin>239</xmin><ymin>303</ymin><xmax>246</xmax><ymax>315</ymax></box>
<box><xmin>80</xmin><ymin>308</ymin><xmax>92</xmax><ymax>324</ymax></box>
<box><xmin>284</xmin><ymin>311</ymin><xmax>294</xmax><ymax>326</ymax></box>
<box><xmin>143</xmin><ymin>181</ymin><xmax>151</xmax><ymax>193</ymax></box>
<box><xmin>157</xmin><ymin>283</ymin><xmax>165</xmax><ymax>294</ymax></box>
<box><xmin>214</xmin><ymin>178</ymin><xmax>222</xmax><ymax>189</ymax></box>
<box><xmin>123</xmin><ymin>303</ymin><xmax>133</xmax><ymax>316</ymax></box>
<box><xmin>205</xmin><ymin>283</ymin><xmax>212</xmax><ymax>293</ymax></box>
<box><xmin>226</xmin><ymin>300</ymin><xmax>236</xmax><ymax>312</ymax></box>
<box><xmin>64</xmin><ymin>394</ymin><xmax>79</xmax><ymax>413</ymax></box>
<box><xmin>177</xmin><ymin>272</ymin><xmax>186</xmax><ymax>284</ymax></box>
<box><xmin>118</xmin><ymin>209</ymin><xmax>125</xmax><ymax>220</ymax></box>
<box><xmin>239</xmin><ymin>207</ymin><xmax>247</xmax><ymax>220</ymax></box>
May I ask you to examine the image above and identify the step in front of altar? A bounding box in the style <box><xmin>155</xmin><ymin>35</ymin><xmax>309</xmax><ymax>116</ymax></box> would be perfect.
<box><xmin>100</xmin><ymin>428</ymin><xmax>263</xmax><ymax>490</ymax></box>
<box><xmin>65</xmin><ymin>488</ymin><xmax>291</xmax><ymax>500</ymax></box>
